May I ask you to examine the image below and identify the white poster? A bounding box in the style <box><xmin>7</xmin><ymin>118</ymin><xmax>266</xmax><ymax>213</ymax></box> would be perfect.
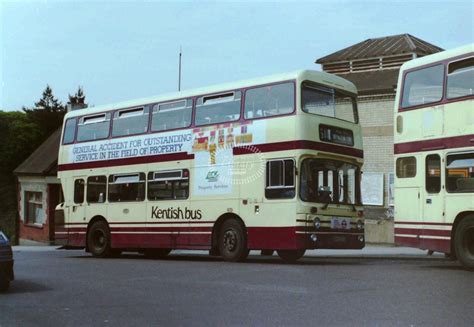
<box><xmin>361</xmin><ymin>172</ymin><xmax>384</xmax><ymax>206</ymax></box>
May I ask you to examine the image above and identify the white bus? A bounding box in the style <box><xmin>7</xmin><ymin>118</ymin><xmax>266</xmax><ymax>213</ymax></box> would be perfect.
<box><xmin>55</xmin><ymin>70</ymin><xmax>365</xmax><ymax>263</ymax></box>
<box><xmin>393</xmin><ymin>44</ymin><xmax>474</xmax><ymax>268</ymax></box>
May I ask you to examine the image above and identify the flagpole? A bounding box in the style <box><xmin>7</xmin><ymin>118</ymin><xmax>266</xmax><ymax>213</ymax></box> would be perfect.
<box><xmin>178</xmin><ymin>46</ymin><xmax>182</xmax><ymax>91</ymax></box>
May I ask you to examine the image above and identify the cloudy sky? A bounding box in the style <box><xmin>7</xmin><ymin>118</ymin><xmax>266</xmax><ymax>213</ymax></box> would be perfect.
<box><xmin>1</xmin><ymin>0</ymin><xmax>472</xmax><ymax>110</ymax></box>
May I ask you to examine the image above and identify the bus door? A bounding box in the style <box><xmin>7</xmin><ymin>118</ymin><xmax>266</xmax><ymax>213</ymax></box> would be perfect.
<box><xmin>422</xmin><ymin>154</ymin><xmax>445</xmax><ymax>243</ymax></box>
<box><xmin>66</xmin><ymin>177</ymin><xmax>87</xmax><ymax>243</ymax></box>
<box><xmin>423</xmin><ymin>154</ymin><xmax>444</xmax><ymax>221</ymax></box>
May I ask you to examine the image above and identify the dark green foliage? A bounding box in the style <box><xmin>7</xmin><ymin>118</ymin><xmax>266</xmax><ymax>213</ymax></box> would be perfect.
<box><xmin>0</xmin><ymin>111</ymin><xmax>41</xmax><ymax>242</ymax></box>
<box><xmin>1</xmin><ymin>85</ymin><xmax>81</xmax><ymax>243</ymax></box>
<box><xmin>22</xmin><ymin>85</ymin><xmax>66</xmax><ymax>140</ymax></box>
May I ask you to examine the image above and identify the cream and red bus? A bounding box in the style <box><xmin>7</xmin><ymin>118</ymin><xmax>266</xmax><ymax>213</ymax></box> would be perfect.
<box><xmin>55</xmin><ymin>70</ymin><xmax>365</xmax><ymax>262</ymax></box>
<box><xmin>393</xmin><ymin>44</ymin><xmax>474</xmax><ymax>268</ymax></box>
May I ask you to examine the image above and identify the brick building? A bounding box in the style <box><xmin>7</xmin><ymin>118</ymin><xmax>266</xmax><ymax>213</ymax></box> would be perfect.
<box><xmin>316</xmin><ymin>34</ymin><xmax>443</xmax><ymax>240</ymax></box>
<box><xmin>13</xmin><ymin>129</ymin><xmax>62</xmax><ymax>244</ymax></box>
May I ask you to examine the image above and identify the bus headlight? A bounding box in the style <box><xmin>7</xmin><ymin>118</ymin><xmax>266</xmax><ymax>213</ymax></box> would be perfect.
<box><xmin>356</xmin><ymin>220</ymin><xmax>363</xmax><ymax>230</ymax></box>
<box><xmin>358</xmin><ymin>235</ymin><xmax>364</xmax><ymax>242</ymax></box>
<box><xmin>313</xmin><ymin>218</ymin><xmax>321</xmax><ymax>229</ymax></box>
<box><xmin>310</xmin><ymin>234</ymin><xmax>318</xmax><ymax>242</ymax></box>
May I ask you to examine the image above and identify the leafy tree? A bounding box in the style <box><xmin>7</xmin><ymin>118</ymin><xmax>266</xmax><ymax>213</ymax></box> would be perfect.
<box><xmin>22</xmin><ymin>85</ymin><xmax>66</xmax><ymax>139</ymax></box>
<box><xmin>0</xmin><ymin>111</ymin><xmax>42</xmax><ymax>242</ymax></box>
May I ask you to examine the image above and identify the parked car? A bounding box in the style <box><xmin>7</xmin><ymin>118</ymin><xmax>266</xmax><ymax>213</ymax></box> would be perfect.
<box><xmin>0</xmin><ymin>230</ymin><xmax>14</xmax><ymax>292</ymax></box>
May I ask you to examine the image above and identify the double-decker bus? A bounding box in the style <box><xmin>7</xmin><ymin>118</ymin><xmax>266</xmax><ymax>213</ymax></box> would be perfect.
<box><xmin>393</xmin><ymin>44</ymin><xmax>474</xmax><ymax>268</ymax></box>
<box><xmin>55</xmin><ymin>70</ymin><xmax>365</xmax><ymax>263</ymax></box>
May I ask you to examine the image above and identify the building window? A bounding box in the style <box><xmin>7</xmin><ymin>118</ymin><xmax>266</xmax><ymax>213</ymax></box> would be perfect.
<box><xmin>24</xmin><ymin>192</ymin><xmax>43</xmax><ymax>225</ymax></box>
<box><xmin>148</xmin><ymin>170</ymin><xmax>189</xmax><ymax>200</ymax></box>
<box><xmin>447</xmin><ymin>57</ymin><xmax>474</xmax><ymax>99</ymax></box>
<box><xmin>74</xmin><ymin>179</ymin><xmax>85</xmax><ymax>204</ymax></box>
<box><xmin>77</xmin><ymin>113</ymin><xmax>111</xmax><ymax>142</ymax></box>
<box><xmin>401</xmin><ymin>64</ymin><xmax>444</xmax><ymax>108</ymax></box>
<box><xmin>108</xmin><ymin>173</ymin><xmax>146</xmax><ymax>202</ymax></box>
<box><xmin>195</xmin><ymin>91</ymin><xmax>241</xmax><ymax>126</ymax></box>
<box><xmin>396</xmin><ymin>157</ymin><xmax>417</xmax><ymax>178</ymax></box>
<box><xmin>112</xmin><ymin>107</ymin><xmax>149</xmax><ymax>137</ymax></box>
<box><xmin>63</xmin><ymin>118</ymin><xmax>76</xmax><ymax>144</ymax></box>
<box><xmin>87</xmin><ymin>176</ymin><xmax>107</xmax><ymax>203</ymax></box>
<box><xmin>151</xmin><ymin>99</ymin><xmax>192</xmax><ymax>132</ymax></box>
<box><xmin>446</xmin><ymin>152</ymin><xmax>474</xmax><ymax>193</ymax></box>
<box><xmin>244</xmin><ymin>82</ymin><xmax>294</xmax><ymax>119</ymax></box>
<box><xmin>265</xmin><ymin>159</ymin><xmax>295</xmax><ymax>199</ymax></box>
<box><xmin>425</xmin><ymin>154</ymin><xmax>441</xmax><ymax>193</ymax></box>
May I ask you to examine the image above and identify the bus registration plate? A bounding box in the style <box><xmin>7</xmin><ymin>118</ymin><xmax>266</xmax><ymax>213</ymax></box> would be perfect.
<box><xmin>331</xmin><ymin>217</ymin><xmax>350</xmax><ymax>230</ymax></box>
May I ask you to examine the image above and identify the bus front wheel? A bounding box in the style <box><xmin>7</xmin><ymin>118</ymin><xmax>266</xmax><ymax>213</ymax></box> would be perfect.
<box><xmin>87</xmin><ymin>220</ymin><xmax>113</xmax><ymax>258</ymax></box>
<box><xmin>454</xmin><ymin>215</ymin><xmax>474</xmax><ymax>270</ymax></box>
<box><xmin>218</xmin><ymin>219</ymin><xmax>249</xmax><ymax>262</ymax></box>
<box><xmin>277</xmin><ymin>250</ymin><xmax>305</xmax><ymax>263</ymax></box>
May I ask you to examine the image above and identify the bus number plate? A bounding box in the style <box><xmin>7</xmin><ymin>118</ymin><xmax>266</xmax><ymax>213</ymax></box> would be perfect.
<box><xmin>331</xmin><ymin>217</ymin><xmax>350</xmax><ymax>230</ymax></box>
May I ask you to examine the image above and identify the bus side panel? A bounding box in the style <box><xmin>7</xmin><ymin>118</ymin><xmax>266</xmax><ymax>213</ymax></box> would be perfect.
<box><xmin>247</xmin><ymin>226</ymin><xmax>301</xmax><ymax>250</ymax></box>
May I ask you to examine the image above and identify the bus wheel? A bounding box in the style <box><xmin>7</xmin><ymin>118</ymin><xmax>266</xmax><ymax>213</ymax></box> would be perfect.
<box><xmin>454</xmin><ymin>215</ymin><xmax>474</xmax><ymax>270</ymax></box>
<box><xmin>218</xmin><ymin>220</ymin><xmax>249</xmax><ymax>262</ymax></box>
<box><xmin>87</xmin><ymin>220</ymin><xmax>113</xmax><ymax>258</ymax></box>
<box><xmin>144</xmin><ymin>249</ymin><xmax>171</xmax><ymax>259</ymax></box>
<box><xmin>277</xmin><ymin>250</ymin><xmax>305</xmax><ymax>263</ymax></box>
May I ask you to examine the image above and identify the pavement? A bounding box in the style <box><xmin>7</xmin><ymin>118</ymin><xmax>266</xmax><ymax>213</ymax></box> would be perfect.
<box><xmin>13</xmin><ymin>244</ymin><xmax>442</xmax><ymax>258</ymax></box>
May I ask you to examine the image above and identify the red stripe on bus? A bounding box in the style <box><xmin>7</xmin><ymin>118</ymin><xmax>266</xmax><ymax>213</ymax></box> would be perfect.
<box><xmin>57</xmin><ymin>140</ymin><xmax>364</xmax><ymax>172</ymax></box>
<box><xmin>395</xmin><ymin>236</ymin><xmax>450</xmax><ymax>253</ymax></box>
<box><xmin>394</xmin><ymin>134</ymin><xmax>474</xmax><ymax>154</ymax></box>
<box><xmin>57</xmin><ymin>152</ymin><xmax>195</xmax><ymax>171</ymax></box>
<box><xmin>394</xmin><ymin>228</ymin><xmax>451</xmax><ymax>237</ymax></box>
<box><xmin>233</xmin><ymin>140</ymin><xmax>363</xmax><ymax>158</ymax></box>
<box><xmin>394</xmin><ymin>221</ymin><xmax>452</xmax><ymax>226</ymax></box>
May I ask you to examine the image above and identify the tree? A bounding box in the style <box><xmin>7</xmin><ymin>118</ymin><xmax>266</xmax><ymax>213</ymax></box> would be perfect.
<box><xmin>22</xmin><ymin>85</ymin><xmax>66</xmax><ymax>139</ymax></box>
<box><xmin>68</xmin><ymin>86</ymin><xmax>86</xmax><ymax>105</ymax></box>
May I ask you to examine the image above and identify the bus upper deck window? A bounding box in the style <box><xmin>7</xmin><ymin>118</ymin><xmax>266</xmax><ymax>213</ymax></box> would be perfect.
<box><xmin>244</xmin><ymin>82</ymin><xmax>294</xmax><ymax>119</ymax></box>
<box><xmin>63</xmin><ymin>118</ymin><xmax>77</xmax><ymax>144</ymax></box>
<box><xmin>195</xmin><ymin>91</ymin><xmax>241</xmax><ymax>126</ymax></box>
<box><xmin>151</xmin><ymin>99</ymin><xmax>192</xmax><ymax>132</ymax></box>
<box><xmin>77</xmin><ymin>113</ymin><xmax>111</xmax><ymax>142</ymax></box>
<box><xmin>401</xmin><ymin>64</ymin><xmax>444</xmax><ymax>108</ymax></box>
<box><xmin>112</xmin><ymin>107</ymin><xmax>149</xmax><ymax>137</ymax></box>
<box><xmin>447</xmin><ymin>57</ymin><xmax>474</xmax><ymax>99</ymax></box>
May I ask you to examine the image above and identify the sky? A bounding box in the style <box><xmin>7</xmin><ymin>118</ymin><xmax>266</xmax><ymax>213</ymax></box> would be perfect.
<box><xmin>1</xmin><ymin>0</ymin><xmax>473</xmax><ymax>111</ymax></box>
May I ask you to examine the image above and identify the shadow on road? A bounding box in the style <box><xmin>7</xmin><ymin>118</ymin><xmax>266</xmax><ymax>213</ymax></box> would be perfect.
<box><xmin>5</xmin><ymin>280</ymin><xmax>52</xmax><ymax>294</ymax></box>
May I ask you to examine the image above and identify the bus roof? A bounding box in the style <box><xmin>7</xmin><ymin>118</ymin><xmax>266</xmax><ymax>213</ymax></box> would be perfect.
<box><xmin>400</xmin><ymin>43</ymin><xmax>473</xmax><ymax>72</ymax></box>
<box><xmin>65</xmin><ymin>69</ymin><xmax>357</xmax><ymax>119</ymax></box>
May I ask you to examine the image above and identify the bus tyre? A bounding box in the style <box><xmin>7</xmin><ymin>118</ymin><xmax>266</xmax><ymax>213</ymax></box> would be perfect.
<box><xmin>218</xmin><ymin>220</ymin><xmax>249</xmax><ymax>262</ymax></box>
<box><xmin>277</xmin><ymin>249</ymin><xmax>306</xmax><ymax>263</ymax></box>
<box><xmin>87</xmin><ymin>220</ymin><xmax>113</xmax><ymax>258</ymax></box>
<box><xmin>144</xmin><ymin>249</ymin><xmax>171</xmax><ymax>259</ymax></box>
<box><xmin>454</xmin><ymin>216</ymin><xmax>474</xmax><ymax>270</ymax></box>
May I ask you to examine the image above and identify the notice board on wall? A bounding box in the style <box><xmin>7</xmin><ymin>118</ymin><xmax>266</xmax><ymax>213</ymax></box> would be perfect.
<box><xmin>361</xmin><ymin>172</ymin><xmax>384</xmax><ymax>206</ymax></box>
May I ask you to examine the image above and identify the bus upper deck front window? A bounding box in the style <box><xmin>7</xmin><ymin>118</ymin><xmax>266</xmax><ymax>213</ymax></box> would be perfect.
<box><xmin>301</xmin><ymin>83</ymin><xmax>358</xmax><ymax>123</ymax></box>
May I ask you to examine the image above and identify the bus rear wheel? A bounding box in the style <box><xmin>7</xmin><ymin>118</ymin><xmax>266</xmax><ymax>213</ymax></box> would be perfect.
<box><xmin>454</xmin><ymin>215</ymin><xmax>474</xmax><ymax>270</ymax></box>
<box><xmin>87</xmin><ymin>220</ymin><xmax>113</xmax><ymax>258</ymax></box>
<box><xmin>277</xmin><ymin>249</ymin><xmax>306</xmax><ymax>263</ymax></box>
<box><xmin>218</xmin><ymin>219</ymin><xmax>249</xmax><ymax>262</ymax></box>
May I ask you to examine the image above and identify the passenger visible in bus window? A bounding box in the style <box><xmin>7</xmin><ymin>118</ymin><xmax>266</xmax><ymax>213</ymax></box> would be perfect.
<box><xmin>446</xmin><ymin>153</ymin><xmax>474</xmax><ymax>193</ymax></box>
<box><xmin>87</xmin><ymin>176</ymin><xmax>107</xmax><ymax>203</ymax></box>
<box><xmin>447</xmin><ymin>57</ymin><xmax>474</xmax><ymax>99</ymax></box>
